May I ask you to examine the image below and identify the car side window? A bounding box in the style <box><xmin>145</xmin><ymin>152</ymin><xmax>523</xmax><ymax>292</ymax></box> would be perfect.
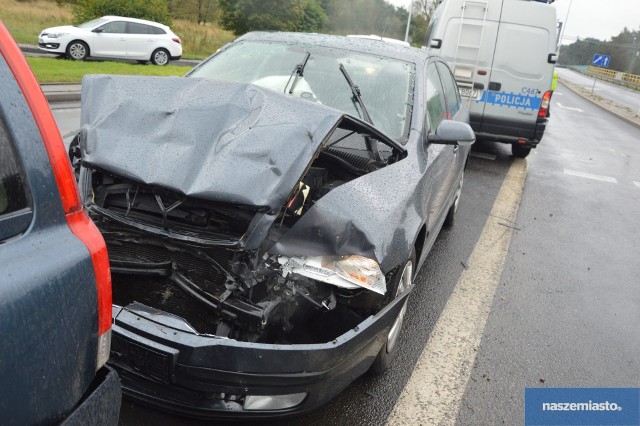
<box><xmin>128</xmin><ymin>23</ymin><xmax>151</xmax><ymax>35</ymax></box>
<box><xmin>0</xmin><ymin>112</ymin><xmax>32</xmax><ymax>241</ymax></box>
<box><xmin>425</xmin><ymin>64</ymin><xmax>447</xmax><ymax>130</ymax></box>
<box><xmin>151</xmin><ymin>26</ymin><xmax>166</xmax><ymax>35</ymax></box>
<box><xmin>436</xmin><ymin>62</ymin><xmax>461</xmax><ymax>118</ymax></box>
<box><xmin>98</xmin><ymin>21</ymin><xmax>126</xmax><ymax>34</ymax></box>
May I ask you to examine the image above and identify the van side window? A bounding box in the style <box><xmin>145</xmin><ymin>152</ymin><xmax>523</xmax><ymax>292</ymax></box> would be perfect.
<box><xmin>436</xmin><ymin>62</ymin><xmax>461</xmax><ymax>118</ymax></box>
<box><xmin>426</xmin><ymin>64</ymin><xmax>447</xmax><ymax>130</ymax></box>
<box><xmin>0</xmin><ymin>112</ymin><xmax>32</xmax><ymax>240</ymax></box>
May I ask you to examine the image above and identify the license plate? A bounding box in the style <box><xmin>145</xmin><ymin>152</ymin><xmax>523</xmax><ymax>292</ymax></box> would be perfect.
<box><xmin>110</xmin><ymin>334</ymin><xmax>174</xmax><ymax>383</ymax></box>
<box><xmin>459</xmin><ymin>87</ymin><xmax>478</xmax><ymax>98</ymax></box>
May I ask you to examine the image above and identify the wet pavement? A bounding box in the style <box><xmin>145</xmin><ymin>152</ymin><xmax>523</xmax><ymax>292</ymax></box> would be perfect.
<box><xmin>557</xmin><ymin>67</ymin><xmax>640</xmax><ymax>113</ymax></box>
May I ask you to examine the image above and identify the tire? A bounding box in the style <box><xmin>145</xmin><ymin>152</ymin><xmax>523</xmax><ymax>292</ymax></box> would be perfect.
<box><xmin>151</xmin><ymin>48</ymin><xmax>170</xmax><ymax>66</ymax></box>
<box><xmin>369</xmin><ymin>251</ymin><xmax>416</xmax><ymax>375</ymax></box>
<box><xmin>66</xmin><ymin>40</ymin><xmax>88</xmax><ymax>61</ymax></box>
<box><xmin>512</xmin><ymin>144</ymin><xmax>532</xmax><ymax>158</ymax></box>
<box><xmin>444</xmin><ymin>171</ymin><xmax>464</xmax><ymax>227</ymax></box>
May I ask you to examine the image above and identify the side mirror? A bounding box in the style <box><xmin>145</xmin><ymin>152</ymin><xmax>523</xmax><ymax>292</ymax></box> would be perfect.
<box><xmin>93</xmin><ymin>28</ymin><xmax>104</xmax><ymax>33</ymax></box>
<box><xmin>428</xmin><ymin>120</ymin><xmax>476</xmax><ymax>147</ymax></box>
<box><xmin>429</xmin><ymin>39</ymin><xmax>442</xmax><ymax>49</ymax></box>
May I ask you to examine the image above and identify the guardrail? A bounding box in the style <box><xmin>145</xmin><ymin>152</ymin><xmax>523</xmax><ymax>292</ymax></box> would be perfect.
<box><xmin>587</xmin><ymin>66</ymin><xmax>640</xmax><ymax>90</ymax></box>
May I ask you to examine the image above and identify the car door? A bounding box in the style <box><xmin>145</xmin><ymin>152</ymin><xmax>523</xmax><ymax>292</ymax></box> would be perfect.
<box><xmin>126</xmin><ymin>22</ymin><xmax>156</xmax><ymax>60</ymax></box>
<box><xmin>423</xmin><ymin>61</ymin><xmax>456</xmax><ymax>230</ymax></box>
<box><xmin>436</xmin><ymin>60</ymin><xmax>466</xmax><ymax>193</ymax></box>
<box><xmin>92</xmin><ymin>20</ymin><xmax>127</xmax><ymax>58</ymax></box>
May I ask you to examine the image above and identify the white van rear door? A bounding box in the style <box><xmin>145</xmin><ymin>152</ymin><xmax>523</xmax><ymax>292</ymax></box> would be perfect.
<box><xmin>479</xmin><ymin>1</ymin><xmax>556</xmax><ymax>125</ymax></box>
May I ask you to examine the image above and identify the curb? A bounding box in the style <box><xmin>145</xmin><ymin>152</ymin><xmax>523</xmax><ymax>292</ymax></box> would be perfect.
<box><xmin>558</xmin><ymin>79</ymin><xmax>640</xmax><ymax>131</ymax></box>
<box><xmin>41</xmin><ymin>83</ymin><xmax>81</xmax><ymax>103</ymax></box>
<box><xmin>45</xmin><ymin>92</ymin><xmax>81</xmax><ymax>103</ymax></box>
<box><xmin>20</xmin><ymin>43</ymin><xmax>201</xmax><ymax>67</ymax></box>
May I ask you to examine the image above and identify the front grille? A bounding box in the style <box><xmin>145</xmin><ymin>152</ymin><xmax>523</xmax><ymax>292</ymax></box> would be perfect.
<box><xmin>106</xmin><ymin>238</ymin><xmax>232</xmax><ymax>291</ymax></box>
<box><xmin>112</xmin><ymin>275</ymin><xmax>221</xmax><ymax>335</ymax></box>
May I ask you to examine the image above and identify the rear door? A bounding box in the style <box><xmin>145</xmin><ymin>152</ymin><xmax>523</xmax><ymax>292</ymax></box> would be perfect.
<box><xmin>480</xmin><ymin>1</ymin><xmax>556</xmax><ymax>129</ymax></box>
<box><xmin>0</xmin><ymin>47</ymin><xmax>99</xmax><ymax>425</ymax></box>
<box><xmin>433</xmin><ymin>0</ymin><xmax>504</xmax><ymax>117</ymax></box>
<box><xmin>126</xmin><ymin>22</ymin><xmax>157</xmax><ymax>60</ymax></box>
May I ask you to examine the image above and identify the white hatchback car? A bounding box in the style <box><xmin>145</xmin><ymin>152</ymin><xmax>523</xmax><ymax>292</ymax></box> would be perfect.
<box><xmin>38</xmin><ymin>16</ymin><xmax>182</xmax><ymax>65</ymax></box>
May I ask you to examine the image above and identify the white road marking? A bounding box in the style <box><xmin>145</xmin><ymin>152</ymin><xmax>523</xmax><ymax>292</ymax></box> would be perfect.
<box><xmin>556</xmin><ymin>102</ymin><xmax>583</xmax><ymax>113</ymax></box>
<box><xmin>387</xmin><ymin>159</ymin><xmax>527</xmax><ymax>426</ymax></box>
<box><xmin>554</xmin><ymin>92</ymin><xmax>563</xmax><ymax>96</ymax></box>
<box><xmin>634</xmin><ymin>181</ymin><xmax>640</xmax><ymax>188</ymax></box>
<box><xmin>564</xmin><ymin>169</ymin><xmax>618</xmax><ymax>183</ymax></box>
<box><xmin>470</xmin><ymin>152</ymin><xmax>497</xmax><ymax>161</ymax></box>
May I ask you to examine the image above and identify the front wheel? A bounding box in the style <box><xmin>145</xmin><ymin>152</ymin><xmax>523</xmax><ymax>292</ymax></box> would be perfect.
<box><xmin>66</xmin><ymin>41</ymin><xmax>88</xmax><ymax>60</ymax></box>
<box><xmin>369</xmin><ymin>251</ymin><xmax>415</xmax><ymax>375</ymax></box>
<box><xmin>512</xmin><ymin>144</ymin><xmax>532</xmax><ymax>158</ymax></box>
<box><xmin>151</xmin><ymin>48</ymin><xmax>170</xmax><ymax>66</ymax></box>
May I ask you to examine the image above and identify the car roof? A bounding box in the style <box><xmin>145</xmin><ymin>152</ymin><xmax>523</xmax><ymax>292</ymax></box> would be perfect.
<box><xmin>101</xmin><ymin>15</ymin><xmax>170</xmax><ymax>29</ymax></box>
<box><xmin>236</xmin><ymin>31</ymin><xmax>430</xmax><ymax>64</ymax></box>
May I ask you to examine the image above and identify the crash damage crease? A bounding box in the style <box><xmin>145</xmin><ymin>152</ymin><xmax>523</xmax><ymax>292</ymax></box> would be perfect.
<box><xmin>76</xmin><ymin>75</ymin><xmax>418</xmax><ymax>345</ymax></box>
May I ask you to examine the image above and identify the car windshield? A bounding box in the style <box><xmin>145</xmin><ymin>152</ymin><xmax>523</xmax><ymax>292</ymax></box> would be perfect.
<box><xmin>188</xmin><ymin>40</ymin><xmax>415</xmax><ymax>140</ymax></box>
<box><xmin>76</xmin><ymin>17</ymin><xmax>108</xmax><ymax>29</ymax></box>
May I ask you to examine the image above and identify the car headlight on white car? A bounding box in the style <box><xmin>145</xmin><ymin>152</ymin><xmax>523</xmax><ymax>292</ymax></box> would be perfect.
<box><xmin>46</xmin><ymin>33</ymin><xmax>69</xmax><ymax>39</ymax></box>
<box><xmin>279</xmin><ymin>255</ymin><xmax>386</xmax><ymax>295</ymax></box>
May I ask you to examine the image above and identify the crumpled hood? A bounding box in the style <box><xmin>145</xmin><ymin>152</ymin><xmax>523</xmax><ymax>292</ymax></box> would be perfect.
<box><xmin>79</xmin><ymin>75</ymin><xmax>344</xmax><ymax>210</ymax></box>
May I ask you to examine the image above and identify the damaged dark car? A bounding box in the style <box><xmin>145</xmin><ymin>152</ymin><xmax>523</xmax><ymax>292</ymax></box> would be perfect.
<box><xmin>70</xmin><ymin>32</ymin><xmax>475</xmax><ymax>418</ymax></box>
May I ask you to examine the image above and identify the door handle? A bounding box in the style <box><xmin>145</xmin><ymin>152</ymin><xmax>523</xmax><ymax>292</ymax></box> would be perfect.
<box><xmin>119</xmin><ymin>38</ymin><xmax>126</xmax><ymax>41</ymax></box>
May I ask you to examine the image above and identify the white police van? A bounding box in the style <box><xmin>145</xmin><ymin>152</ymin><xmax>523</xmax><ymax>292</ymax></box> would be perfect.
<box><xmin>426</xmin><ymin>0</ymin><xmax>557</xmax><ymax>157</ymax></box>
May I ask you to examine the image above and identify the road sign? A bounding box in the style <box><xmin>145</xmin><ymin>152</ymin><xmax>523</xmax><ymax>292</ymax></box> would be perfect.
<box><xmin>592</xmin><ymin>54</ymin><xmax>611</xmax><ymax>68</ymax></box>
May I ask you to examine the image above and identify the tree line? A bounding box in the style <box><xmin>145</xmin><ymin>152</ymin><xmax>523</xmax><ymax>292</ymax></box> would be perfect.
<box><xmin>559</xmin><ymin>27</ymin><xmax>640</xmax><ymax>75</ymax></box>
<box><xmin>66</xmin><ymin>0</ymin><xmax>438</xmax><ymax>46</ymax></box>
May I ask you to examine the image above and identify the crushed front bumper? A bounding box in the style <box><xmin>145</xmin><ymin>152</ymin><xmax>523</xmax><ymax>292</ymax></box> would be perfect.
<box><xmin>109</xmin><ymin>291</ymin><xmax>409</xmax><ymax>419</ymax></box>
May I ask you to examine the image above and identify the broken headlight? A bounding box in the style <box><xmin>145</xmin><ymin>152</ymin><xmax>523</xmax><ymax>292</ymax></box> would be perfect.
<box><xmin>280</xmin><ymin>255</ymin><xmax>386</xmax><ymax>295</ymax></box>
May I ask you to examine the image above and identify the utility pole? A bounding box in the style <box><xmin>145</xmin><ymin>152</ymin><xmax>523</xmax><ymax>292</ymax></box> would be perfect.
<box><xmin>404</xmin><ymin>0</ymin><xmax>413</xmax><ymax>43</ymax></box>
<box><xmin>628</xmin><ymin>37</ymin><xmax>639</xmax><ymax>75</ymax></box>
<box><xmin>558</xmin><ymin>0</ymin><xmax>573</xmax><ymax>47</ymax></box>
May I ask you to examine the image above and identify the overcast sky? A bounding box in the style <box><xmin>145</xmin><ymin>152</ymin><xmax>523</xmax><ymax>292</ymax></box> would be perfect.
<box><xmin>385</xmin><ymin>0</ymin><xmax>640</xmax><ymax>43</ymax></box>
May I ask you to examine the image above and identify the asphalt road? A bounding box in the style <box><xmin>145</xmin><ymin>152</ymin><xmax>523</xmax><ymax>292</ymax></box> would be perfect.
<box><xmin>557</xmin><ymin>67</ymin><xmax>640</xmax><ymax>113</ymax></box>
<box><xmin>51</xmin><ymin>88</ymin><xmax>640</xmax><ymax>425</ymax></box>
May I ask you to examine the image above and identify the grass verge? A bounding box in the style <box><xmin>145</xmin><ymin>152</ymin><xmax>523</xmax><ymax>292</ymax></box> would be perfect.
<box><xmin>26</xmin><ymin>56</ymin><xmax>192</xmax><ymax>83</ymax></box>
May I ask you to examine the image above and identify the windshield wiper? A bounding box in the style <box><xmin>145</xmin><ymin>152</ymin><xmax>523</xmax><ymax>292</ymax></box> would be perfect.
<box><xmin>338</xmin><ymin>63</ymin><xmax>382</xmax><ymax>161</ymax></box>
<box><xmin>284</xmin><ymin>51</ymin><xmax>311</xmax><ymax>94</ymax></box>
<box><xmin>338</xmin><ymin>63</ymin><xmax>374</xmax><ymax>126</ymax></box>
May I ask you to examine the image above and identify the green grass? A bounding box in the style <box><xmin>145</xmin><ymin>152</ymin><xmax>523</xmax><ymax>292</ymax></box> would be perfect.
<box><xmin>26</xmin><ymin>56</ymin><xmax>192</xmax><ymax>83</ymax></box>
<box><xmin>0</xmin><ymin>0</ymin><xmax>73</xmax><ymax>44</ymax></box>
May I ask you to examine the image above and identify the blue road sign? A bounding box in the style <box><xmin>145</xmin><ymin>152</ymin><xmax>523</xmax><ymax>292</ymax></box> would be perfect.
<box><xmin>592</xmin><ymin>54</ymin><xmax>611</xmax><ymax>67</ymax></box>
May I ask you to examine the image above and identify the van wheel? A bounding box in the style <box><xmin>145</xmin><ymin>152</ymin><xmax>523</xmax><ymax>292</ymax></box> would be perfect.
<box><xmin>369</xmin><ymin>251</ymin><xmax>415</xmax><ymax>375</ymax></box>
<box><xmin>512</xmin><ymin>144</ymin><xmax>531</xmax><ymax>158</ymax></box>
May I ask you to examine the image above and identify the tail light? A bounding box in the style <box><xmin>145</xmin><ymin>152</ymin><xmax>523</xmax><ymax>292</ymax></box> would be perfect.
<box><xmin>0</xmin><ymin>22</ymin><xmax>112</xmax><ymax>370</ymax></box>
<box><xmin>172</xmin><ymin>37</ymin><xmax>181</xmax><ymax>44</ymax></box>
<box><xmin>538</xmin><ymin>90</ymin><xmax>552</xmax><ymax>118</ymax></box>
